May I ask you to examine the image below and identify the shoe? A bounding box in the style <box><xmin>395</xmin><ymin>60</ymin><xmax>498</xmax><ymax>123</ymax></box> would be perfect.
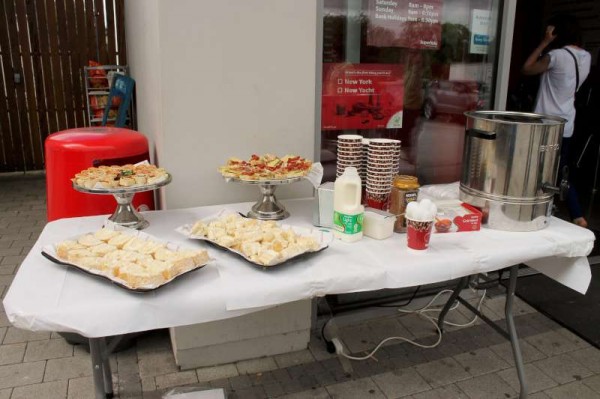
<box><xmin>573</xmin><ymin>217</ymin><xmax>588</xmax><ymax>228</ymax></box>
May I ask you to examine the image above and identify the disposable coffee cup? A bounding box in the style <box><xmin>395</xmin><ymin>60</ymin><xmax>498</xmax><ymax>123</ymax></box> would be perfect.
<box><xmin>406</xmin><ymin>218</ymin><xmax>434</xmax><ymax>250</ymax></box>
<box><xmin>366</xmin><ymin>191</ymin><xmax>389</xmax><ymax>210</ymax></box>
<box><xmin>338</xmin><ymin>135</ymin><xmax>363</xmax><ymax>143</ymax></box>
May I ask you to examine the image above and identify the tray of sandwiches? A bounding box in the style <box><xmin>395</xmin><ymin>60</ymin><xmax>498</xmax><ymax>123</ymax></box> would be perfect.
<box><xmin>42</xmin><ymin>228</ymin><xmax>212</xmax><ymax>291</ymax></box>
<box><xmin>72</xmin><ymin>162</ymin><xmax>171</xmax><ymax>194</ymax></box>
<box><xmin>218</xmin><ymin>154</ymin><xmax>313</xmax><ymax>184</ymax></box>
<box><xmin>177</xmin><ymin>211</ymin><xmax>332</xmax><ymax>268</ymax></box>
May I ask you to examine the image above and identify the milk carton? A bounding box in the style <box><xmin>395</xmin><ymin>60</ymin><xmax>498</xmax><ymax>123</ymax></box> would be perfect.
<box><xmin>333</xmin><ymin>167</ymin><xmax>364</xmax><ymax>242</ymax></box>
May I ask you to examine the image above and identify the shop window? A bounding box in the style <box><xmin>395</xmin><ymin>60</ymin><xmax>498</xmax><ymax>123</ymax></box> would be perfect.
<box><xmin>319</xmin><ymin>0</ymin><xmax>501</xmax><ymax>184</ymax></box>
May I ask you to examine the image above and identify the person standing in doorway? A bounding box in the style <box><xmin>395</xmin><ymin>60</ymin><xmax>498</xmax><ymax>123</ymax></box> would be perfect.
<box><xmin>522</xmin><ymin>14</ymin><xmax>591</xmax><ymax>228</ymax></box>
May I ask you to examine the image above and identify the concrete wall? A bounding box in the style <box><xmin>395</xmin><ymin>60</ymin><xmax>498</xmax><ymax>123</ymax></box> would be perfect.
<box><xmin>125</xmin><ymin>0</ymin><xmax>319</xmax><ymax>209</ymax></box>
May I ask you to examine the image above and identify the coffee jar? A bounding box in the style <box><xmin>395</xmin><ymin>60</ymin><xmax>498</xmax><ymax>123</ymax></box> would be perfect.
<box><xmin>389</xmin><ymin>175</ymin><xmax>420</xmax><ymax>233</ymax></box>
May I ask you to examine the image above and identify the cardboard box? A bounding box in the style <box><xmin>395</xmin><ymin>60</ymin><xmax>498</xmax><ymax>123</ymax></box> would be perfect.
<box><xmin>313</xmin><ymin>182</ymin><xmax>334</xmax><ymax>228</ymax></box>
<box><xmin>433</xmin><ymin>200</ymin><xmax>481</xmax><ymax>233</ymax></box>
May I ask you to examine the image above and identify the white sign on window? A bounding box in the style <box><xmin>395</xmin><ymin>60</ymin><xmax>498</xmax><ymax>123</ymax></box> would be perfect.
<box><xmin>470</xmin><ymin>9</ymin><xmax>491</xmax><ymax>55</ymax></box>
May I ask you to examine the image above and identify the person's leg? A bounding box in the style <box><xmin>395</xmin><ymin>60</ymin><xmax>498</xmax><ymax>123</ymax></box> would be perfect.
<box><xmin>561</xmin><ymin>138</ymin><xmax>587</xmax><ymax>227</ymax></box>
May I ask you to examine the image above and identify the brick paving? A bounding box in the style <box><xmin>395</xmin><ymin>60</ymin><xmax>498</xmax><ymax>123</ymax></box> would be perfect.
<box><xmin>1</xmin><ymin>174</ymin><xmax>600</xmax><ymax>399</ymax></box>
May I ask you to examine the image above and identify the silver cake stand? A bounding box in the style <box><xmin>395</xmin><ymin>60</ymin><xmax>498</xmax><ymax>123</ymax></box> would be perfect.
<box><xmin>224</xmin><ymin>176</ymin><xmax>303</xmax><ymax>220</ymax></box>
<box><xmin>72</xmin><ymin>174</ymin><xmax>172</xmax><ymax>229</ymax></box>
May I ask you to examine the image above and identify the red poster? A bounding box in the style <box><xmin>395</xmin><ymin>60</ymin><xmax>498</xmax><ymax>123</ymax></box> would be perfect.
<box><xmin>321</xmin><ymin>63</ymin><xmax>404</xmax><ymax>131</ymax></box>
<box><xmin>367</xmin><ymin>0</ymin><xmax>443</xmax><ymax>49</ymax></box>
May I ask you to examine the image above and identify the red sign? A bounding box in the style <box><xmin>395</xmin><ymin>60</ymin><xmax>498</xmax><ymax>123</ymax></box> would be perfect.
<box><xmin>367</xmin><ymin>0</ymin><xmax>443</xmax><ymax>49</ymax></box>
<box><xmin>321</xmin><ymin>63</ymin><xmax>404</xmax><ymax>131</ymax></box>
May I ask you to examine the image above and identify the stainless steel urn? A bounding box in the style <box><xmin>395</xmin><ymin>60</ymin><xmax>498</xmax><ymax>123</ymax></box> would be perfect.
<box><xmin>460</xmin><ymin>111</ymin><xmax>567</xmax><ymax>231</ymax></box>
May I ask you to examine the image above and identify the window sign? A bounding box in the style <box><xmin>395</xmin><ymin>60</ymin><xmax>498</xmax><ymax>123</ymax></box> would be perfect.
<box><xmin>367</xmin><ymin>0</ymin><xmax>443</xmax><ymax>49</ymax></box>
<box><xmin>469</xmin><ymin>9</ymin><xmax>491</xmax><ymax>54</ymax></box>
<box><xmin>321</xmin><ymin>63</ymin><xmax>404</xmax><ymax>130</ymax></box>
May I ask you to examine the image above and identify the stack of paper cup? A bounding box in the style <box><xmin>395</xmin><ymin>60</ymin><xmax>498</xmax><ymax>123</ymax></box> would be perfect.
<box><xmin>360</xmin><ymin>138</ymin><xmax>370</xmax><ymax>184</ymax></box>
<box><xmin>336</xmin><ymin>135</ymin><xmax>364</xmax><ymax>178</ymax></box>
<box><xmin>391</xmin><ymin>139</ymin><xmax>402</xmax><ymax>174</ymax></box>
<box><xmin>366</xmin><ymin>139</ymin><xmax>397</xmax><ymax>209</ymax></box>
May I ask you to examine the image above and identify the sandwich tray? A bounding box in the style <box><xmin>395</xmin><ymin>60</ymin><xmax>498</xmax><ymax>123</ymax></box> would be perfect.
<box><xmin>176</xmin><ymin>210</ymin><xmax>332</xmax><ymax>269</ymax></box>
<box><xmin>41</xmin><ymin>228</ymin><xmax>212</xmax><ymax>292</ymax></box>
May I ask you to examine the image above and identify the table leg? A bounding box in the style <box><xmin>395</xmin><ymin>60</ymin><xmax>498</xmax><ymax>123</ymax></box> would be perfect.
<box><xmin>505</xmin><ymin>265</ymin><xmax>528</xmax><ymax>399</ymax></box>
<box><xmin>100</xmin><ymin>338</ymin><xmax>114</xmax><ymax>398</ymax></box>
<box><xmin>437</xmin><ymin>268</ymin><xmax>528</xmax><ymax>398</ymax></box>
<box><xmin>437</xmin><ymin>276</ymin><xmax>469</xmax><ymax>333</ymax></box>
<box><xmin>89</xmin><ymin>338</ymin><xmax>114</xmax><ymax>399</ymax></box>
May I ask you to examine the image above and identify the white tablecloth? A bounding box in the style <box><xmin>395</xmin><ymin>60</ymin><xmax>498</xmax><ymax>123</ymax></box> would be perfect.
<box><xmin>3</xmin><ymin>199</ymin><xmax>595</xmax><ymax>338</ymax></box>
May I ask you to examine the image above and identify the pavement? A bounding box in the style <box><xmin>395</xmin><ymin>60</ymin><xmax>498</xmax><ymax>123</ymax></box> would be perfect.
<box><xmin>1</xmin><ymin>174</ymin><xmax>600</xmax><ymax>399</ymax></box>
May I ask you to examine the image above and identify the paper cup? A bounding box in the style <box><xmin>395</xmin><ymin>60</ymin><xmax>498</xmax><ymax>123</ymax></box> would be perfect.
<box><xmin>406</xmin><ymin>218</ymin><xmax>434</xmax><ymax>250</ymax></box>
<box><xmin>338</xmin><ymin>134</ymin><xmax>363</xmax><ymax>141</ymax></box>
<box><xmin>366</xmin><ymin>191</ymin><xmax>389</xmax><ymax>210</ymax></box>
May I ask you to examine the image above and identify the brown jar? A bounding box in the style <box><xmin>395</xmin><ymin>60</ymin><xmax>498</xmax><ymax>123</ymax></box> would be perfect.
<box><xmin>389</xmin><ymin>175</ymin><xmax>420</xmax><ymax>233</ymax></box>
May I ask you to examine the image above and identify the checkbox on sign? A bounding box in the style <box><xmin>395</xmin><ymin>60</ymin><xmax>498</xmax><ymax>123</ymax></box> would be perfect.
<box><xmin>338</xmin><ymin>79</ymin><xmax>343</xmax><ymax>84</ymax></box>
<box><xmin>337</xmin><ymin>88</ymin><xmax>343</xmax><ymax>94</ymax></box>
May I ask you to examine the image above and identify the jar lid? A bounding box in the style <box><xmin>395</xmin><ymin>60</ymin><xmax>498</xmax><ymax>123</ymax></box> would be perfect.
<box><xmin>393</xmin><ymin>175</ymin><xmax>420</xmax><ymax>189</ymax></box>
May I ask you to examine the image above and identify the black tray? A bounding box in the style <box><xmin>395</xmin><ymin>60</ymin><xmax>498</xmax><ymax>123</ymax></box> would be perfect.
<box><xmin>41</xmin><ymin>250</ymin><xmax>208</xmax><ymax>292</ymax></box>
<box><xmin>198</xmin><ymin>238</ymin><xmax>329</xmax><ymax>269</ymax></box>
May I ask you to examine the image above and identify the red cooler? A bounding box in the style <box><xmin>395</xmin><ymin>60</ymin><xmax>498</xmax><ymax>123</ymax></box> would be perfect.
<box><xmin>45</xmin><ymin>127</ymin><xmax>155</xmax><ymax>222</ymax></box>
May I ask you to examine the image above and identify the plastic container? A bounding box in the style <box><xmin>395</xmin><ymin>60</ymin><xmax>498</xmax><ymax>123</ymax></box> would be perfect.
<box><xmin>333</xmin><ymin>167</ymin><xmax>364</xmax><ymax>242</ymax></box>
<box><xmin>389</xmin><ymin>175</ymin><xmax>420</xmax><ymax>233</ymax></box>
<box><xmin>45</xmin><ymin>127</ymin><xmax>155</xmax><ymax>222</ymax></box>
<box><xmin>363</xmin><ymin>208</ymin><xmax>395</xmax><ymax>240</ymax></box>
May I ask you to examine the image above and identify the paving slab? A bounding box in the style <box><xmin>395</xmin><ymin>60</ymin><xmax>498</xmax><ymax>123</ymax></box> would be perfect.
<box><xmin>533</xmin><ymin>353</ymin><xmax>593</xmax><ymax>385</ymax></box>
<box><xmin>582</xmin><ymin>374</ymin><xmax>600</xmax><ymax>393</ymax></box>
<box><xmin>489</xmin><ymin>339</ymin><xmax>547</xmax><ymax>365</ymax></box>
<box><xmin>525</xmin><ymin>330</ymin><xmax>588</xmax><ymax>357</ymax></box>
<box><xmin>67</xmin><ymin>376</ymin><xmax>95</xmax><ymax>399</ymax></box>
<box><xmin>544</xmin><ymin>380</ymin><xmax>600</xmax><ymax>399</ymax></box>
<box><xmin>11</xmin><ymin>379</ymin><xmax>67</xmax><ymax>399</ymax></box>
<box><xmin>273</xmin><ymin>349</ymin><xmax>315</xmax><ymax>368</ymax></box>
<box><xmin>568</xmin><ymin>348</ymin><xmax>600</xmax><ymax>374</ymax></box>
<box><xmin>44</xmin><ymin>355</ymin><xmax>92</xmax><ymax>382</ymax></box>
<box><xmin>279</xmin><ymin>387</ymin><xmax>331</xmax><ymax>398</ymax></box>
<box><xmin>196</xmin><ymin>363</ymin><xmax>239</xmax><ymax>383</ymax></box>
<box><xmin>154</xmin><ymin>370</ymin><xmax>198</xmax><ymax>390</ymax></box>
<box><xmin>0</xmin><ymin>360</ymin><xmax>45</xmax><ymax>390</ymax></box>
<box><xmin>414</xmin><ymin>357</ymin><xmax>472</xmax><ymax>388</ymax></box>
<box><xmin>456</xmin><ymin>372</ymin><xmax>517</xmax><ymax>399</ymax></box>
<box><xmin>24</xmin><ymin>337</ymin><xmax>74</xmax><ymax>361</ymax></box>
<box><xmin>372</xmin><ymin>368</ymin><xmax>431</xmax><ymax>397</ymax></box>
<box><xmin>117</xmin><ymin>372</ymin><xmax>143</xmax><ymax>398</ymax></box>
<box><xmin>236</xmin><ymin>356</ymin><xmax>278</xmax><ymax>375</ymax></box>
<box><xmin>2</xmin><ymin>327</ymin><xmax>51</xmax><ymax>345</ymax></box>
<box><xmin>137</xmin><ymin>349</ymin><xmax>178</xmax><ymax>378</ymax></box>
<box><xmin>0</xmin><ymin>343</ymin><xmax>25</xmax><ymax>366</ymax></box>
<box><xmin>411</xmin><ymin>383</ymin><xmax>468</xmax><ymax>399</ymax></box>
<box><xmin>497</xmin><ymin>363</ymin><xmax>558</xmax><ymax>393</ymax></box>
<box><xmin>453</xmin><ymin>347</ymin><xmax>510</xmax><ymax>377</ymax></box>
<box><xmin>325</xmin><ymin>377</ymin><xmax>385</xmax><ymax>399</ymax></box>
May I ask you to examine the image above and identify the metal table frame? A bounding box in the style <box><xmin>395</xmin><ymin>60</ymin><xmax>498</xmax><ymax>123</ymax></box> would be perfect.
<box><xmin>87</xmin><ymin>267</ymin><xmax>528</xmax><ymax>399</ymax></box>
<box><xmin>89</xmin><ymin>336</ymin><xmax>124</xmax><ymax>399</ymax></box>
<box><xmin>437</xmin><ymin>265</ymin><xmax>527</xmax><ymax>399</ymax></box>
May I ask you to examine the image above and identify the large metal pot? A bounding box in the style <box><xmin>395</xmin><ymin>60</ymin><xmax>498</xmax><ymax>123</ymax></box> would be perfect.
<box><xmin>460</xmin><ymin>111</ymin><xmax>567</xmax><ymax>231</ymax></box>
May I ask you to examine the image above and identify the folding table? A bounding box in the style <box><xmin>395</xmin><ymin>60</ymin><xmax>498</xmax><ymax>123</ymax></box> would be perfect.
<box><xmin>4</xmin><ymin>199</ymin><xmax>594</xmax><ymax>399</ymax></box>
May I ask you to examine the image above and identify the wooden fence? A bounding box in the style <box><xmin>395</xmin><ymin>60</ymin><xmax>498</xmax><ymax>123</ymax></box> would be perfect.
<box><xmin>0</xmin><ymin>0</ymin><xmax>126</xmax><ymax>172</ymax></box>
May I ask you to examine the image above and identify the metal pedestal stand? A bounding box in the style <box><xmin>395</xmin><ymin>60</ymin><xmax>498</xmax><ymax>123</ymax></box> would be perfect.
<box><xmin>73</xmin><ymin>175</ymin><xmax>172</xmax><ymax>229</ymax></box>
<box><xmin>248</xmin><ymin>183</ymin><xmax>289</xmax><ymax>220</ymax></box>
<box><xmin>225</xmin><ymin>176</ymin><xmax>302</xmax><ymax>220</ymax></box>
